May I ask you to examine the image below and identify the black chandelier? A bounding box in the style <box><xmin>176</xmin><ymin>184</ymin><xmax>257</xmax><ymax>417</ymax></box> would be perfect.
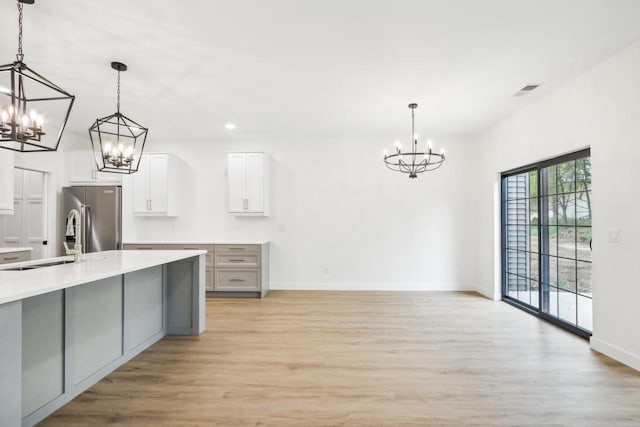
<box><xmin>0</xmin><ymin>0</ymin><xmax>75</xmax><ymax>152</ymax></box>
<box><xmin>383</xmin><ymin>103</ymin><xmax>445</xmax><ymax>178</ymax></box>
<box><xmin>89</xmin><ymin>62</ymin><xmax>148</xmax><ymax>174</ymax></box>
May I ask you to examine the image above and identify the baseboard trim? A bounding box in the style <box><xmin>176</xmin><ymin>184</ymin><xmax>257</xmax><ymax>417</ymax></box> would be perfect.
<box><xmin>473</xmin><ymin>285</ymin><xmax>497</xmax><ymax>300</ymax></box>
<box><xmin>590</xmin><ymin>336</ymin><xmax>640</xmax><ymax>372</ymax></box>
<box><xmin>269</xmin><ymin>282</ymin><xmax>476</xmax><ymax>291</ymax></box>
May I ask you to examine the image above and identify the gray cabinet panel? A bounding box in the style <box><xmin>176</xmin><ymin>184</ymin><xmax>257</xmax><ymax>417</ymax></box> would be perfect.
<box><xmin>166</xmin><ymin>259</ymin><xmax>194</xmax><ymax>331</ymax></box>
<box><xmin>124</xmin><ymin>267</ymin><xmax>163</xmax><ymax>352</ymax></box>
<box><xmin>22</xmin><ymin>291</ymin><xmax>64</xmax><ymax>418</ymax></box>
<box><xmin>0</xmin><ymin>301</ymin><xmax>21</xmax><ymax>427</ymax></box>
<box><xmin>68</xmin><ymin>276</ymin><xmax>123</xmax><ymax>385</ymax></box>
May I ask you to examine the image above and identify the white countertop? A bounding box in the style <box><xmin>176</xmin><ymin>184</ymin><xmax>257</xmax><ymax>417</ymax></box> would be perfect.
<box><xmin>124</xmin><ymin>241</ymin><xmax>269</xmax><ymax>245</ymax></box>
<box><xmin>0</xmin><ymin>247</ymin><xmax>33</xmax><ymax>254</ymax></box>
<box><xmin>0</xmin><ymin>250</ymin><xmax>206</xmax><ymax>305</ymax></box>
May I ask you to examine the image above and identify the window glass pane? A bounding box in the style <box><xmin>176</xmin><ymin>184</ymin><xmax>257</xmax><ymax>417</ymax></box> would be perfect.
<box><xmin>530</xmin><ymin>280</ymin><xmax>539</xmax><ymax>309</ymax></box>
<box><xmin>547</xmin><ymin>226</ymin><xmax>558</xmax><ymax>256</ymax></box>
<box><xmin>505</xmin><ymin>173</ymin><xmax>530</xmax><ymax>200</ymax></box>
<box><xmin>507</xmin><ymin>273</ymin><xmax>518</xmax><ymax>298</ymax></box>
<box><xmin>558</xmin><ymin>258</ymin><xmax>577</xmax><ymax>292</ymax></box>
<box><xmin>529</xmin><ymin>172</ymin><xmax>538</xmax><ymax>198</ymax></box>
<box><xmin>547</xmin><ymin>285</ymin><xmax>559</xmax><ymax>317</ymax></box>
<box><xmin>577</xmin><ymin>294</ymin><xmax>593</xmax><ymax>331</ymax></box>
<box><xmin>557</xmin><ymin>226</ymin><xmax>576</xmax><ymax>259</ymax></box>
<box><xmin>530</xmin><ymin>251</ymin><xmax>539</xmax><ymax>281</ymax></box>
<box><xmin>577</xmin><ymin>261</ymin><xmax>592</xmax><ymax>296</ymax></box>
<box><xmin>558</xmin><ymin>289</ymin><xmax>577</xmax><ymax>325</ymax></box>
<box><xmin>549</xmin><ymin>256</ymin><xmax>558</xmax><ymax>287</ymax></box>
<box><xmin>545</xmin><ymin>195</ymin><xmax>557</xmax><ymax>225</ymax></box>
<box><xmin>556</xmin><ymin>160</ymin><xmax>576</xmax><ymax>194</ymax></box>
<box><xmin>557</xmin><ymin>194</ymin><xmax>576</xmax><ymax>226</ymax></box>
<box><xmin>576</xmin><ymin>158</ymin><xmax>591</xmax><ymax>193</ymax></box>
<box><xmin>529</xmin><ymin>198</ymin><xmax>538</xmax><ymax>225</ymax></box>
<box><xmin>577</xmin><ymin>227</ymin><xmax>592</xmax><ymax>262</ymax></box>
<box><xmin>576</xmin><ymin>191</ymin><xmax>591</xmax><ymax>227</ymax></box>
<box><xmin>530</xmin><ymin>226</ymin><xmax>539</xmax><ymax>253</ymax></box>
<box><xmin>545</xmin><ymin>165</ymin><xmax>558</xmax><ymax>195</ymax></box>
<box><xmin>519</xmin><ymin>280</ymin><xmax>531</xmax><ymax>305</ymax></box>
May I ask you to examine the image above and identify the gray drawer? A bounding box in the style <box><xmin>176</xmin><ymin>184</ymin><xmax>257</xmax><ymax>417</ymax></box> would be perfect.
<box><xmin>214</xmin><ymin>253</ymin><xmax>260</xmax><ymax>268</ymax></box>
<box><xmin>165</xmin><ymin>244</ymin><xmax>214</xmax><ymax>267</ymax></box>
<box><xmin>214</xmin><ymin>269</ymin><xmax>260</xmax><ymax>292</ymax></box>
<box><xmin>0</xmin><ymin>251</ymin><xmax>31</xmax><ymax>264</ymax></box>
<box><xmin>215</xmin><ymin>244</ymin><xmax>260</xmax><ymax>254</ymax></box>
<box><xmin>123</xmin><ymin>244</ymin><xmax>166</xmax><ymax>250</ymax></box>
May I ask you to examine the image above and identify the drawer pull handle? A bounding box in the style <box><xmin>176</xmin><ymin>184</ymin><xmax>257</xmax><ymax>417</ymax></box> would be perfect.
<box><xmin>229</xmin><ymin>247</ymin><xmax>245</xmax><ymax>250</ymax></box>
<box><xmin>230</xmin><ymin>278</ymin><xmax>246</xmax><ymax>282</ymax></box>
<box><xmin>138</xmin><ymin>247</ymin><xmax>153</xmax><ymax>250</ymax></box>
<box><xmin>3</xmin><ymin>256</ymin><xmax>19</xmax><ymax>261</ymax></box>
<box><xmin>229</xmin><ymin>259</ymin><xmax>245</xmax><ymax>262</ymax></box>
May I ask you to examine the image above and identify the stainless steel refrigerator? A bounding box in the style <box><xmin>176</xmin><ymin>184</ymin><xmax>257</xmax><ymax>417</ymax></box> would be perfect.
<box><xmin>61</xmin><ymin>186</ymin><xmax>122</xmax><ymax>255</ymax></box>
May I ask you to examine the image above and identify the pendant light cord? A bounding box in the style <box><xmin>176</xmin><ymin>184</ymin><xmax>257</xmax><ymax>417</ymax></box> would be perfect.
<box><xmin>116</xmin><ymin>69</ymin><xmax>121</xmax><ymax>113</ymax></box>
<box><xmin>16</xmin><ymin>0</ymin><xmax>24</xmax><ymax>62</ymax></box>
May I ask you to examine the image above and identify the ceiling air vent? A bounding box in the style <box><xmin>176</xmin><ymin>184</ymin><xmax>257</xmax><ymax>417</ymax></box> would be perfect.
<box><xmin>514</xmin><ymin>84</ymin><xmax>541</xmax><ymax>97</ymax></box>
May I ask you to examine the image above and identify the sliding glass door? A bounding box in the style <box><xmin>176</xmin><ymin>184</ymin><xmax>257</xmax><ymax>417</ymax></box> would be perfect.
<box><xmin>502</xmin><ymin>149</ymin><xmax>592</xmax><ymax>336</ymax></box>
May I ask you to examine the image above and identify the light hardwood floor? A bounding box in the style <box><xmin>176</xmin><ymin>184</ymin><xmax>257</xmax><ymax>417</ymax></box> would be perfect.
<box><xmin>41</xmin><ymin>291</ymin><xmax>640</xmax><ymax>426</ymax></box>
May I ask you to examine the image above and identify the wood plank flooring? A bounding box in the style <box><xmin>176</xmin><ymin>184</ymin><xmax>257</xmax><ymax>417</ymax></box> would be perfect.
<box><xmin>41</xmin><ymin>291</ymin><xmax>640</xmax><ymax>426</ymax></box>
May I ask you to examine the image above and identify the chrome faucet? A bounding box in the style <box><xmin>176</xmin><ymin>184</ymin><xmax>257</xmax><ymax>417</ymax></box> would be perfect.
<box><xmin>63</xmin><ymin>208</ymin><xmax>82</xmax><ymax>262</ymax></box>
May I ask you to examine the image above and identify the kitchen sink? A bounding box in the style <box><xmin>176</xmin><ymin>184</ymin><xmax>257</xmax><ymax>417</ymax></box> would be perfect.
<box><xmin>2</xmin><ymin>260</ymin><xmax>75</xmax><ymax>271</ymax></box>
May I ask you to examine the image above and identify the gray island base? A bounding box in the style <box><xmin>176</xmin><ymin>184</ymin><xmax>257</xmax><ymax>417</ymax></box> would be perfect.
<box><xmin>0</xmin><ymin>250</ymin><xmax>206</xmax><ymax>427</ymax></box>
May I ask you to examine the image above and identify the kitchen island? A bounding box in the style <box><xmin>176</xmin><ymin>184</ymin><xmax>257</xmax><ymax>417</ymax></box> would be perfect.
<box><xmin>0</xmin><ymin>250</ymin><xmax>206</xmax><ymax>427</ymax></box>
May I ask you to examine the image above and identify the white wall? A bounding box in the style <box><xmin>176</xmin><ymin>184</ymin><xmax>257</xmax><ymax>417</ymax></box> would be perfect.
<box><xmin>123</xmin><ymin>135</ymin><xmax>481</xmax><ymax>291</ymax></box>
<box><xmin>475</xmin><ymin>40</ymin><xmax>640</xmax><ymax>370</ymax></box>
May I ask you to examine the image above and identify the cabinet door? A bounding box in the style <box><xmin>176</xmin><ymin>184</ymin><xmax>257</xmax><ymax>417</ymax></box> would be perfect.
<box><xmin>148</xmin><ymin>155</ymin><xmax>168</xmax><ymax>213</ymax></box>
<box><xmin>0</xmin><ymin>151</ymin><xmax>15</xmax><ymax>214</ymax></box>
<box><xmin>67</xmin><ymin>151</ymin><xmax>122</xmax><ymax>185</ymax></box>
<box><xmin>67</xmin><ymin>151</ymin><xmax>95</xmax><ymax>184</ymax></box>
<box><xmin>132</xmin><ymin>156</ymin><xmax>150</xmax><ymax>213</ymax></box>
<box><xmin>227</xmin><ymin>153</ymin><xmax>247</xmax><ymax>212</ymax></box>
<box><xmin>245</xmin><ymin>153</ymin><xmax>264</xmax><ymax>212</ymax></box>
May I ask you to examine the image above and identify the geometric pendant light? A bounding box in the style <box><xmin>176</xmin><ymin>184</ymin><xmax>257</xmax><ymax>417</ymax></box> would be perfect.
<box><xmin>89</xmin><ymin>61</ymin><xmax>148</xmax><ymax>174</ymax></box>
<box><xmin>0</xmin><ymin>0</ymin><xmax>75</xmax><ymax>152</ymax></box>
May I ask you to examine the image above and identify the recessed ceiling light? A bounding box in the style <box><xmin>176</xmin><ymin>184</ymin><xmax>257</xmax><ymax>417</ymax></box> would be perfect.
<box><xmin>225</xmin><ymin>123</ymin><xmax>236</xmax><ymax>130</ymax></box>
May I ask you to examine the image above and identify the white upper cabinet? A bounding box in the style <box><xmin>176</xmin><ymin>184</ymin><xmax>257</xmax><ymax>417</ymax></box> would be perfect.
<box><xmin>66</xmin><ymin>150</ymin><xmax>122</xmax><ymax>185</ymax></box>
<box><xmin>0</xmin><ymin>150</ymin><xmax>15</xmax><ymax>215</ymax></box>
<box><xmin>131</xmin><ymin>153</ymin><xmax>180</xmax><ymax>216</ymax></box>
<box><xmin>227</xmin><ymin>152</ymin><xmax>269</xmax><ymax>216</ymax></box>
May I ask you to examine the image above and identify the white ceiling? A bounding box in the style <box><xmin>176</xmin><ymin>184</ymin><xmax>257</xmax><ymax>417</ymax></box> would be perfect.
<box><xmin>1</xmin><ymin>0</ymin><xmax>640</xmax><ymax>145</ymax></box>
